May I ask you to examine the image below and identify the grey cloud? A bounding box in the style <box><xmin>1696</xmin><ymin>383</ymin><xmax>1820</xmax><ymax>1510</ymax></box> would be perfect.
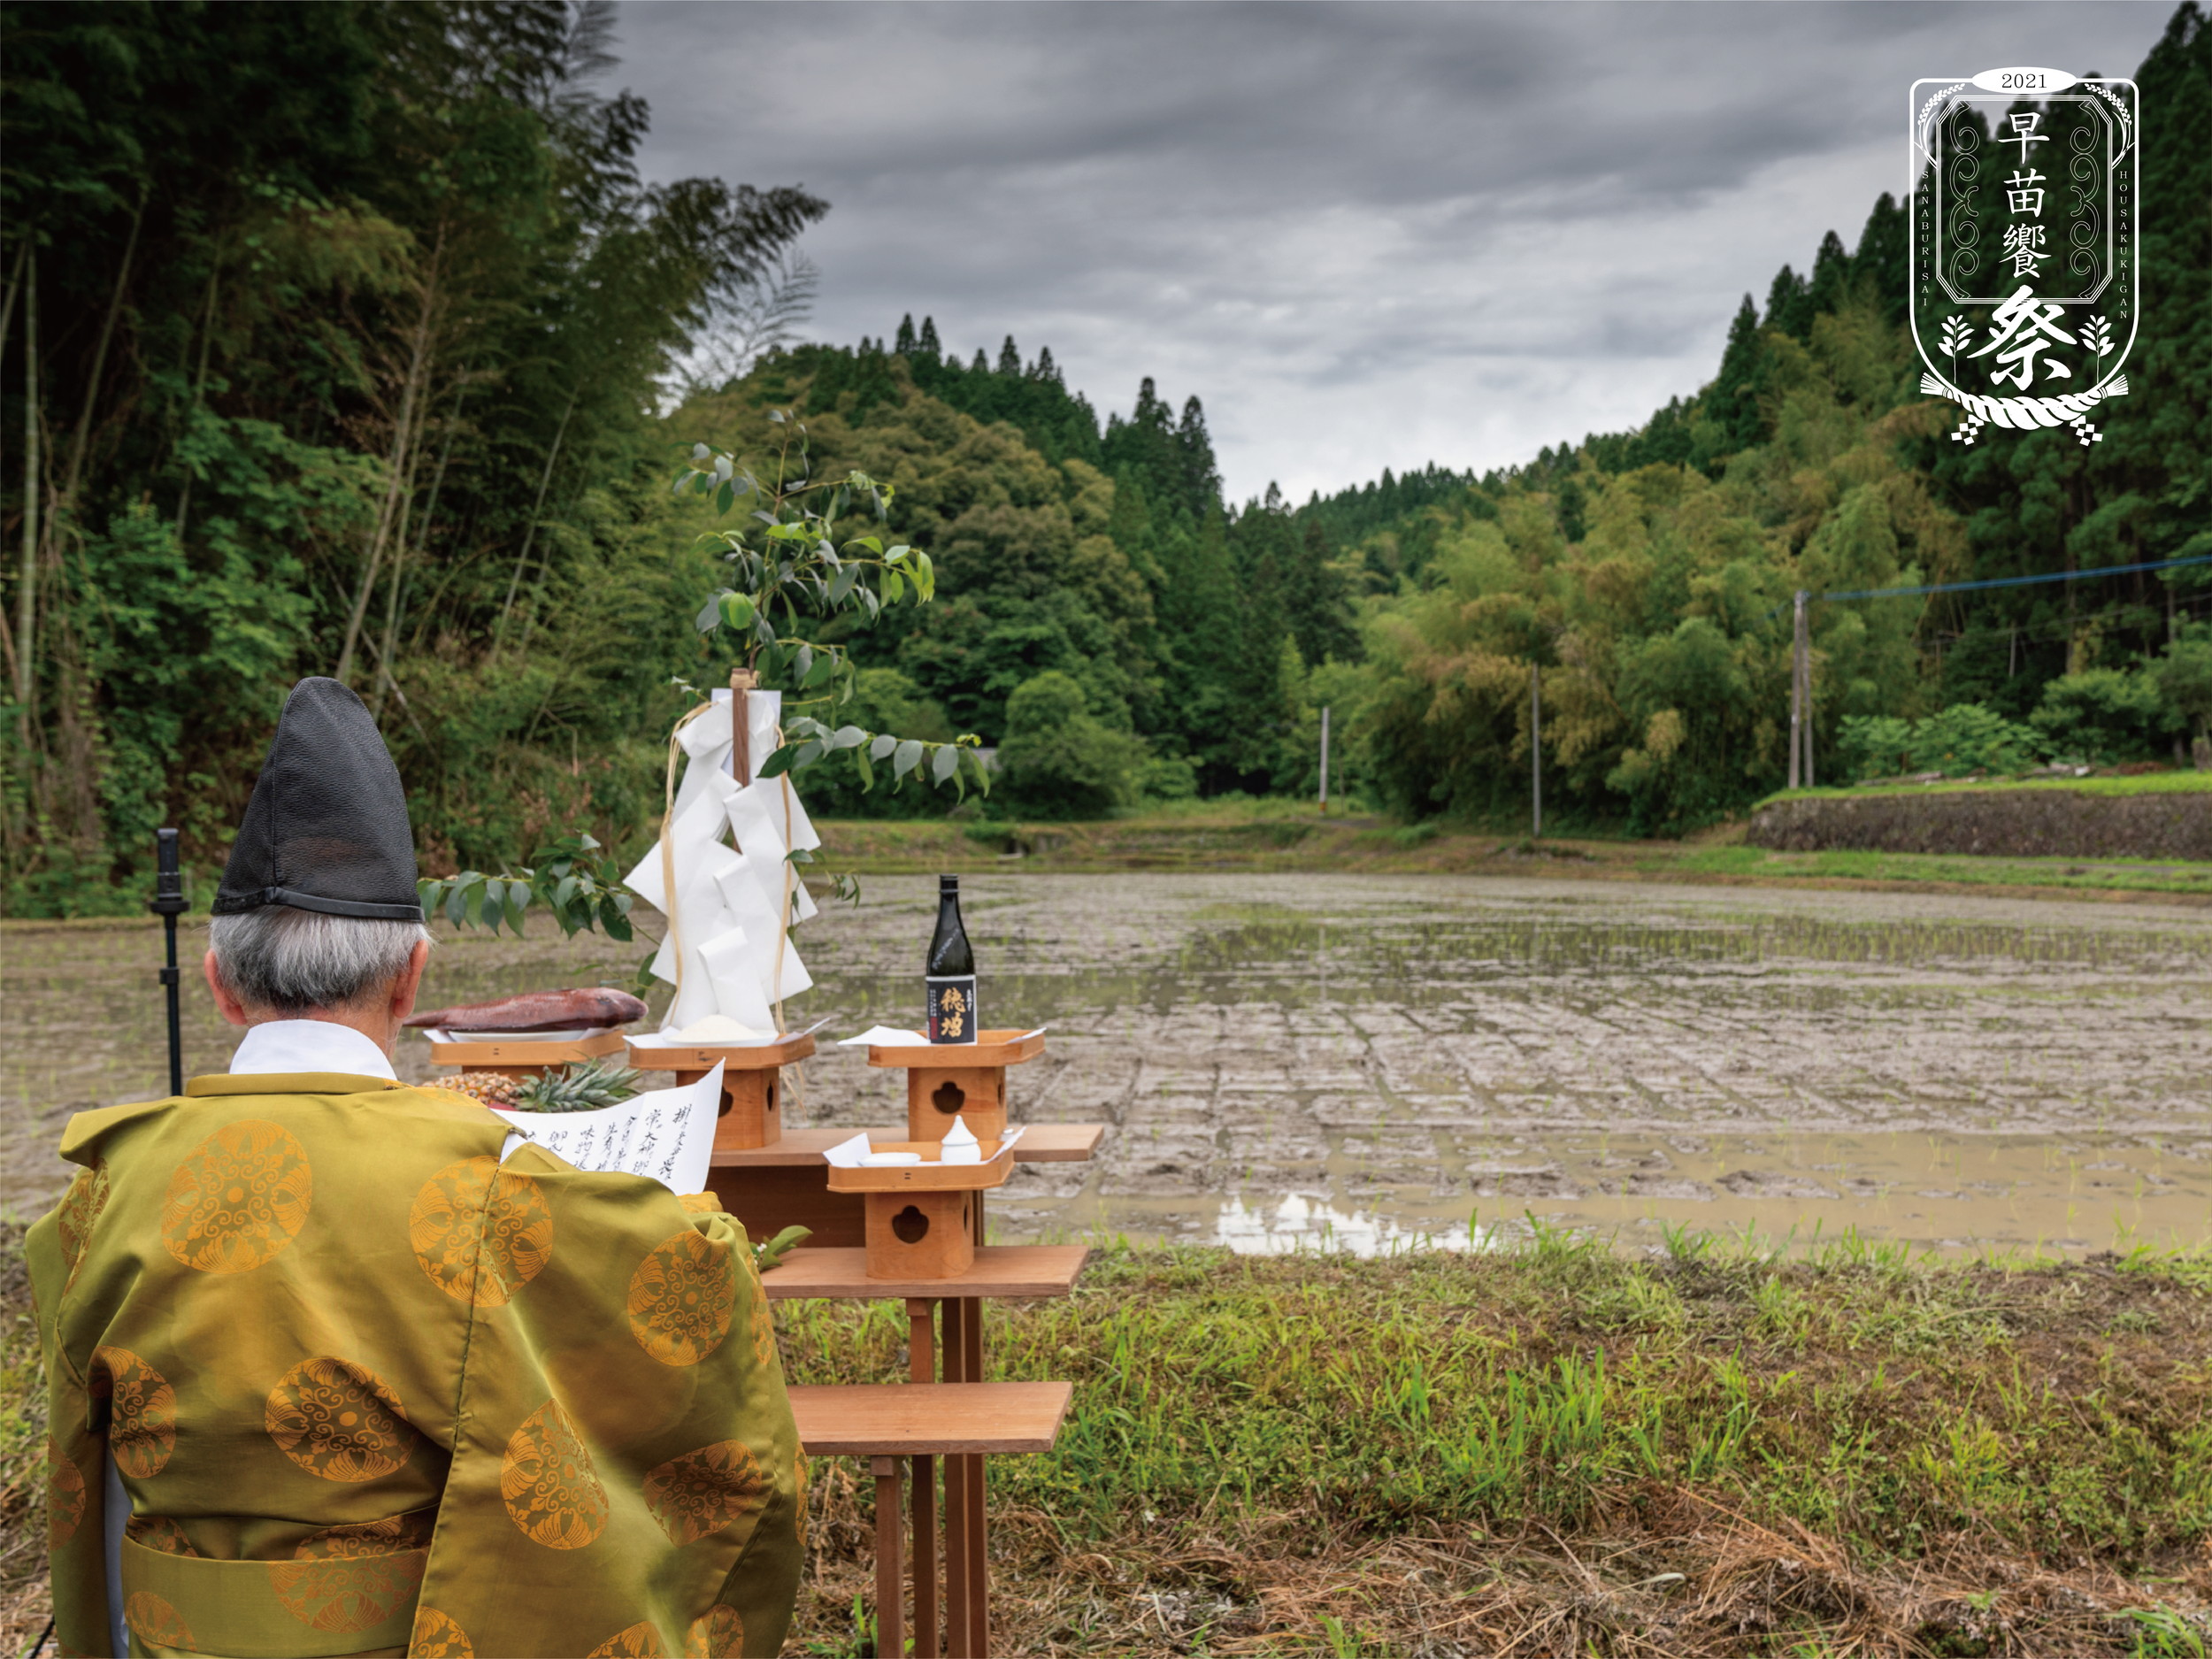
<box><xmin>617</xmin><ymin>1</ymin><xmax>2166</xmax><ymax>497</ymax></box>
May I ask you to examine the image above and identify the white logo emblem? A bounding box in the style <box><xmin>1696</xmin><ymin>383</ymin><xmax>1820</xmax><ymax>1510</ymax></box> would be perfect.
<box><xmin>1909</xmin><ymin>68</ymin><xmax>2139</xmax><ymax>446</ymax></box>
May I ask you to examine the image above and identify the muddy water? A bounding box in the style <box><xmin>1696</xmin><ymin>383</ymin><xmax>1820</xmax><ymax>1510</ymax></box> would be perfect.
<box><xmin>6</xmin><ymin>876</ymin><xmax>2208</xmax><ymax>1255</ymax></box>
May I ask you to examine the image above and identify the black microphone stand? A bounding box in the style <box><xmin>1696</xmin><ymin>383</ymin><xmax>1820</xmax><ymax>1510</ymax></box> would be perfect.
<box><xmin>150</xmin><ymin>827</ymin><xmax>187</xmax><ymax>1095</ymax></box>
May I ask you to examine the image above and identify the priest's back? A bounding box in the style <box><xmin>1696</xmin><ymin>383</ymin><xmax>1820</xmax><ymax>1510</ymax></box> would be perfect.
<box><xmin>30</xmin><ymin>1072</ymin><xmax>802</xmax><ymax>1659</ymax></box>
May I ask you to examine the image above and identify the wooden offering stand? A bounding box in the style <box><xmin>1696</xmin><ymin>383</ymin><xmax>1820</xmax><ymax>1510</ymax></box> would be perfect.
<box><xmin>423</xmin><ymin>1028</ymin><xmax>626</xmax><ymax>1082</ymax></box>
<box><xmin>872</xmin><ymin>1028</ymin><xmax>1046</xmax><ymax>1145</ymax></box>
<box><xmin>767</xmin><ymin>1248</ymin><xmax>1092</xmax><ymax>1656</ymax></box>
<box><xmin>726</xmin><ymin>1023</ymin><xmax>1093</xmax><ymax>1655</ymax></box>
<box><xmin>626</xmin><ymin>1029</ymin><xmax>818</xmax><ymax>1151</ymax></box>
<box><xmin>709</xmin><ymin>1029</ymin><xmax>1093</xmax><ymax>1248</ymax></box>
<box><xmin>826</xmin><ymin>1140</ymin><xmax>1017</xmax><ymax>1279</ymax></box>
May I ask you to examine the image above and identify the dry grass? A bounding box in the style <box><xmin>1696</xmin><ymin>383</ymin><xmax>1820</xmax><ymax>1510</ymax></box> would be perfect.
<box><xmin>781</xmin><ymin>1240</ymin><xmax>2212</xmax><ymax>1657</ymax></box>
<box><xmin>787</xmin><ymin>1500</ymin><xmax>2209</xmax><ymax>1656</ymax></box>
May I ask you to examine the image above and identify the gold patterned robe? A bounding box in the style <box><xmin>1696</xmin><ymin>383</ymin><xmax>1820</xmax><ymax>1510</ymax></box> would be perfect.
<box><xmin>27</xmin><ymin>1071</ymin><xmax>803</xmax><ymax>1658</ymax></box>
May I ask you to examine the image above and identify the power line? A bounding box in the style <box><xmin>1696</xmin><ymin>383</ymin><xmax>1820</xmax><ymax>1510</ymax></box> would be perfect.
<box><xmin>1818</xmin><ymin>553</ymin><xmax>2212</xmax><ymax>604</ymax></box>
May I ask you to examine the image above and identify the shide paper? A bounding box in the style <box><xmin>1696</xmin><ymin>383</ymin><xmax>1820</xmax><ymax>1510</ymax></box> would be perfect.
<box><xmin>625</xmin><ymin>690</ymin><xmax>823</xmax><ymax>1033</ymax></box>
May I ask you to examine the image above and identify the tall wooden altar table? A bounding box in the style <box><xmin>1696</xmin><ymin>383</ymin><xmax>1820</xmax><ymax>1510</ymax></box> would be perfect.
<box><xmin>764</xmin><ymin>1245</ymin><xmax>1089</xmax><ymax>1658</ymax></box>
<box><xmin>787</xmin><ymin>1384</ymin><xmax>1073</xmax><ymax>1659</ymax></box>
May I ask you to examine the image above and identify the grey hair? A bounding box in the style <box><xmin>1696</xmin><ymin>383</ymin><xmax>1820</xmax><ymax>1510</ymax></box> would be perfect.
<box><xmin>208</xmin><ymin>908</ymin><xmax>431</xmax><ymax>1015</ymax></box>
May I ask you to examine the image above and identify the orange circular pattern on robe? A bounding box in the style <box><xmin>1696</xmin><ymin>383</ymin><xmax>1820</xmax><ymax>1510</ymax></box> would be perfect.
<box><xmin>92</xmin><ymin>1346</ymin><xmax>177</xmax><ymax>1479</ymax></box>
<box><xmin>126</xmin><ymin>1517</ymin><xmax>199</xmax><ymax>1557</ymax></box>
<box><xmin>296</xmin><ymin>1510</ymin><xmax>434</xmax><ymax>1556</ymax></box>
<box><xmin>410</xmin><ymin>1607</ymin><xmax>475</xmax><ymax>1657</ymax></box>
<box><xmin>272</xmin><ymin>1549</ymin><xmax>426</xmax><ymax>1632</ymax></box>
<box><xmin>642</xmin><ymin>1439</ymin><xmax>768</xmax><ymax>1545</ymax></box>
<box><xmin>125</xmin><ymin>1592</ymin><xmax>193</xmax><ymax>1650</ymax></box>
<box><xmin>686</xmin><ymin>1606</ymin><xmax>745</xmax><ymax>1659</ymax></box>
<box><xmin>162</xmin><ymin>1119</ymin><xmax>312</xmax><ymax>1273</ymax></box>
<box><xmin>589</xmin><ymin>1623</ymin><xmax>667</xmax><ymax>1657</ymax></box>
<box><xmin>57</xmin><ymin>1164</ymin><xmax>111</xmax><ymax>1286</ymax></box>
<box><xmin>46</xmin><ymin>1437</ymin><xmax>85</xmax><ymax>1547</ymax></box>
<box><xmin>410</xmin><ymin>1157</ymin><xmax>554</xmax><ymax>1306</ymax></box>
<box><xmin>626</xmin><ymin>1228</ymin><xmax>733</xmax><ymax>1367</ymax></box>
<box><xmin>501</xmin><ymin>1399</ymin><xmax>609</xmax><ymax>1549</ymax></box>
<box><xmin>265</xmin><ymin>1356</ymin><xmax>420</xmax><ymax>1483</ymax></box>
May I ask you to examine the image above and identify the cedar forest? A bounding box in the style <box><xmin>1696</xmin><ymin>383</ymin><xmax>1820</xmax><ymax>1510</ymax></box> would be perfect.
<box><xmin>3</xmin><ymin>2</ymin><xmax>2208</xmax><ymax>917</ymax></box>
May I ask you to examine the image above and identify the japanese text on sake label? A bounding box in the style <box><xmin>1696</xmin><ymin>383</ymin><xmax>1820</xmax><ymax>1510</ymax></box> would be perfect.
<box><xmin>1909</xmin><ymin>68</ymin><xmax>2138</xmax><ymax>447</ymax></box>
<box><xmin>926</xmin><ymin>976</ymin><xmax>978</xmax><ymax>1044</ymax></box>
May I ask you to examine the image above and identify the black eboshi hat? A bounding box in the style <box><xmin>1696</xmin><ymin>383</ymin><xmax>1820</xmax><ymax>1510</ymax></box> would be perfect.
<box><xmin>212</xmin><ymin>677</ymin><xmax>424</xmax><ymax>921</ymax></box>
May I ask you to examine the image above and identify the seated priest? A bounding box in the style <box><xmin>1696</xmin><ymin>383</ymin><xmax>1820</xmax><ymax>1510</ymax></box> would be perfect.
<box><xmin>29</xmin><ymin>678</ymin><xmax>802</xmax><ymax>1659</ymax></box>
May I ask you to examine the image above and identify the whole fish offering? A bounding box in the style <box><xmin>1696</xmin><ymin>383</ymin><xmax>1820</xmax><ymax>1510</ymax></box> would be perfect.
<box><xmin>403</xmin><ymin>987</ymin><xmax>648</xmax><ymax>1033</ymax></box>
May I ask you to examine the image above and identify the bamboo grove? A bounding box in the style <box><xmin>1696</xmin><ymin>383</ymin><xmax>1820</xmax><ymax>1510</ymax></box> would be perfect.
<box><xmin>1</xmin><ymin>2</ymin><xmax>821</xmax><ymax>910</ymax></box>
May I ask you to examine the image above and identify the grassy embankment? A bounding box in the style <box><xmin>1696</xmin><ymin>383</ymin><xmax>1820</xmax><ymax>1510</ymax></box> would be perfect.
<box><xmin>778</xmin><ymin>1234</ymin><xmax>2211</xmax><ymax>1655</ymax></box>
<box><xmin>4</xmin><ymin>1226</ymin><xmax>2207</xmax><ymax>1655</ymax></box>
<box><xmin>1761</xmin><ymin>773</ymin><xmax>2212</xmax><ymax>803</ymax></box>
<box><xmin>818</xmin><ymin>779</ymin><xmax>2212</xmax><ymax>900</ymax></box>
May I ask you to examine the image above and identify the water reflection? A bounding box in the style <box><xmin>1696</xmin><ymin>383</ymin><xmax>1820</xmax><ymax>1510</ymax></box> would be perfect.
<box><xmin>1211</xmin><ymin>1193</ymin><xmax>1502</xmax><ymax>1256</ymax></box>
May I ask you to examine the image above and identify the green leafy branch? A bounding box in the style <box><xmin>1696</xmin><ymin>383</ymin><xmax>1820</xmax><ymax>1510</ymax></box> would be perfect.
<box><xmin>675</xmin><ymin>408</ymin><xmax>985</xmax><ymax>805</ymax></box>
<box><xmin>422</xmin><ymin>411</ymin><xmax>973</xmax><ymax>949</ymax></box>
<box><xmin>764</xmin><ymin>715</ymin><xmax>990</xmax><ymax>800</ymax></box>
<box><xmin>676</xmin><ymin>409</ymin><xmax>935</xmax><ymax>704</ymax></box>
<box><xmin>416</xmin><ymin>833</ymin><xmax>635</xmax><ymax>941</ymax></box>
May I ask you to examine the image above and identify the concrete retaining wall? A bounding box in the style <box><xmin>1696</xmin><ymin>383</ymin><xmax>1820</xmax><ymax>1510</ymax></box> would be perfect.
<box><xmin>1745</xmin><ymin>787</ymin><xmax>2212</xmax><ymax>860</ymax></box>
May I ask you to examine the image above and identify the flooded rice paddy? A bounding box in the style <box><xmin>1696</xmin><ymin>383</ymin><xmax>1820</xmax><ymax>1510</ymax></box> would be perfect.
<box><xmin>6</xmin><ymin>875</ymin><xmax>2208</xmax><ymax>1255</ymax></box>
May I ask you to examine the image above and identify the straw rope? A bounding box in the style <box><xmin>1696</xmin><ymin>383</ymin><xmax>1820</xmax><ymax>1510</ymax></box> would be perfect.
<box><xmin>657</xmin><ymin>698</ymin><xmax>718</xmax><ymax>1007</ymax></box>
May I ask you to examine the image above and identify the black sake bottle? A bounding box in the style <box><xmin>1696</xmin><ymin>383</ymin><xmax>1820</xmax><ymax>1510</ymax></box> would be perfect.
<box><xmin>925</xmin><ymin>873</ymin><xmax>978</xmax><ymax>1043</ymax></box>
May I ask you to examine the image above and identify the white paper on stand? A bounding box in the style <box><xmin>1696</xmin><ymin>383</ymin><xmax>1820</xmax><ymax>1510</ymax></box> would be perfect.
<box><xmin>495</xmin><ymin>1062</ymin><xmax>724</xmax><ymax>1195</ymax></box>
<box><xmin>823</xmin><ymin>1131</ymin><xmax>872</xmax><ymax>1169</ymax></box>
<box><xmin>630</xmin><ymin>1014</ymin><xmax>833</xmax><ymax>1048</ymax></box>
<box><xmin>839</xmin><ymin>1025</ymin><xmax>929</xmax><ymax>1048</ymax></box>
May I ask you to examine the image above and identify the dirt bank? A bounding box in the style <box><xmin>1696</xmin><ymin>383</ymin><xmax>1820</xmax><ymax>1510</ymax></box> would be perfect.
<box><xmin>1748</xmin><ymin>785</ymin><xmax>2212</xmax><ymax>859</ymax></box>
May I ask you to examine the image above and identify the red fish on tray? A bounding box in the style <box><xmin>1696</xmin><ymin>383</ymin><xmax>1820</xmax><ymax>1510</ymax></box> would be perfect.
<box><xmin>403</xmin><ymin>987</ymin><xmax>648</xmax><ymax>1033</ymax></box>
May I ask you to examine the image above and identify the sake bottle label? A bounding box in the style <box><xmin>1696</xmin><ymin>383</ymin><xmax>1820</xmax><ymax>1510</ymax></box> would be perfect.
<box><xmin>926</xmin><ymin>975</ymin><xmax>979</xmax><ymax>1044</ymax></box>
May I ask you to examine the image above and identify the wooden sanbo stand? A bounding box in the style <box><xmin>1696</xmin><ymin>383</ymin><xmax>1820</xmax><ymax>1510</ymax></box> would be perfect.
<box><xmin>826</xmin><ymin>1138</ymin><xmax>1017</xmax><ymax>1279</ymax></box>
<box><xmin>423</xmin><ymin>1028</ymin><xmax>627</xmax><ymax>1082</ymax></box>
<box><xmin>626</xmin><ymin>1029</ymin><xmax>816</xmax><ymax>1150</ymax></box>
<box><xmin>871</xmin><ymin>1027</ymin><xmax>1045</xmax><ymax>1146</ymax></box>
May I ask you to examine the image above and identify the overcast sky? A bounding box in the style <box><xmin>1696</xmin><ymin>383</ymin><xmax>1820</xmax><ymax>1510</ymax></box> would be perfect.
<box><xmin>618</xmin><ymin>2</ymin><xmax>2166</xmax><ymax>503</ymax></box>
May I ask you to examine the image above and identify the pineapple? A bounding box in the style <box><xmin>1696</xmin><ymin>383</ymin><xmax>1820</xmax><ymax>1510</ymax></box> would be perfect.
<box><xmin>509</xmin><ymin>1056</ymin><xmax>641</xmax><ymax>1114</ymax></box>
<box><xmin>432</xmin><ymin>1071</ymin><xmax>522</xmax><ymax>1108</ymax></box>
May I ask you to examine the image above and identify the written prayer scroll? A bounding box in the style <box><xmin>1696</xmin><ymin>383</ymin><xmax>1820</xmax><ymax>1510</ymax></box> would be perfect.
<box><xmin>491</xmin><ymin>1064</ymin><xmax>725</xmax><ymax>1195</ymax></box>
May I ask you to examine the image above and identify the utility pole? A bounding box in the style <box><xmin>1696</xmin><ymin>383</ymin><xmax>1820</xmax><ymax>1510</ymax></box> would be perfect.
<box><xmin>1789</xmin><ymin>590</ymin><xmax>1805</xmax><ymax>790</ymax></box>
<box><xmin>1530</xmin><ymin>664</ymin><xmax>1542</xmax><ymax>840</ymax></box>
<box><xmin>1317</xmin><ymin>704</ymin><xmax>1330</xmax><ymax>814</ymax></box>
<box><xmin>1791</xmin><ymin>589</ymin><xmax>1815</xmax><ymax>789</ymax></box>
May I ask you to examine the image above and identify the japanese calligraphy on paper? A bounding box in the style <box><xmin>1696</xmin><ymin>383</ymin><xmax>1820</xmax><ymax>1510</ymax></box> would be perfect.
<box><xmin>1909</xmin><ymin>67</ymin><xmax>2139</xmax><ymax>445</ymax></box>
